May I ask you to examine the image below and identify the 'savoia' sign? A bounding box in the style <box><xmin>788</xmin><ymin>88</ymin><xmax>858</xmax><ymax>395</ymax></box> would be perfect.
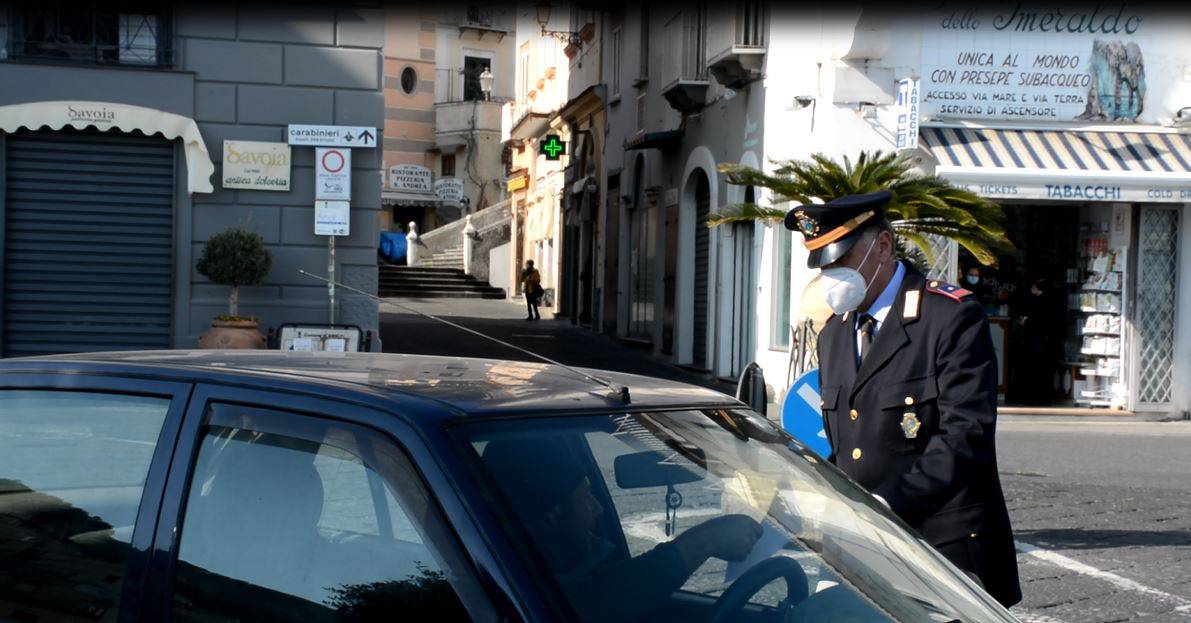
<box><xmin>222</xmin><ymin>140</ymin><xmax>292</xmax><ymax>191</ymax></box>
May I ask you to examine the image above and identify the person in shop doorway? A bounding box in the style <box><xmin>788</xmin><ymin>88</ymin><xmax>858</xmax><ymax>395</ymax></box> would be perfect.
<box><xmin>522</xmin><ymin>260</ymin><xmax>542</xmax><ymax>321</ymax></box>
<box><xmin>962</xmin><ymin>265</ymin><xmax>992</xmax><ymax>306</ymax></box>
<box><xmin>785</xmin><ymin>190</ymin><xmax>1021</xmax><ymax>607</ymax></box>
<box><xmin>1012</xmin><ymin>278</ymin><xmax>1062</xmax><ymax>404</ymax></box>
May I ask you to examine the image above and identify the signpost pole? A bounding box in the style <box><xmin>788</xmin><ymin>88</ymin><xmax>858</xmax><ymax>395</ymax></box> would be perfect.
<box><xmin>328</xmin><ymin>235</ymin><xmax>336</xmax><ymax>324</ymax></box>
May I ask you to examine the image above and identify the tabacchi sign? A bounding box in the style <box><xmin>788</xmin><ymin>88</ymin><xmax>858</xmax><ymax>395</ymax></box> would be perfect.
<box><xmin>922</xmin><ymin>4</ymin><xmax>1148</xmax><ymax>122</ymax></box>
<box><xmin>222</xmin><ymin>141</ymin><xmax>291</xmax><ymax>191</ymax></box>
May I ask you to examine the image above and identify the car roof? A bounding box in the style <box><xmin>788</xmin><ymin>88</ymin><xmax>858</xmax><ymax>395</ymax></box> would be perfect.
<box><xmin>1</xmin><ymin>350</ymin><xmax>737</xmax><ymax>415</ymax></box>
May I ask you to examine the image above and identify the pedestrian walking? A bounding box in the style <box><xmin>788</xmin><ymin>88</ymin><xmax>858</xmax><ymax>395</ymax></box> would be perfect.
<box><xmin>787</xmin><ymin>190</ymin><xmax>1022</xmax><ymax>607</ymax></box>
<box><xmin>522</xmin><ymin>260</ymin><xmax>542</xmax><ymax>321</ymax></box>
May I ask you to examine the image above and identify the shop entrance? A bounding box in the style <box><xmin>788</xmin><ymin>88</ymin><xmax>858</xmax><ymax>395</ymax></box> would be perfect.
<box><xmin>963</xmin><ymin>203</ymin><xmax>1129</xmax><ymax>409</ymax></box>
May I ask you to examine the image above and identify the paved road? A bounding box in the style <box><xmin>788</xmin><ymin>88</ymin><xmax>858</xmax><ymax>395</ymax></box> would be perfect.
<box><xmin>999</xmin><ymin>421</ymin><xmax>1191</xmax><ymax>623</ymax></box>
<box><xmin>380</xmin><ymin>297</ymin><xmax>1191</xmax><ymax>621</ymax></box>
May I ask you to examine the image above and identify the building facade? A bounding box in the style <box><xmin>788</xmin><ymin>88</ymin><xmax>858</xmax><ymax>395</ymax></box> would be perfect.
<box><xmin>0</xmin><ymin>3</ymin><xmax>385</xmax><ymax>355</ymax></box>
<box><xmin>502</xmin><ymin>2</ymin><xmax>572</xmax><ymax>309</ymax></box>
<box><xmin>553</xmin><ymin>3</ymin><xmax>1189</xmax><ymax>417</ymax></box>
<box><xmin>756</xmin><ymin>5</ymin><xmax>1191</xmax><ymax>416</ymax></box>
<box><xmin>382</xmin><ymin>5</ymin><xmax>514</xmax><ymax>235</ymax></box>
<box><xmin>558</xmin><ymin>2</ymin><xmax>768</xmax><ymax>384</ymax></box>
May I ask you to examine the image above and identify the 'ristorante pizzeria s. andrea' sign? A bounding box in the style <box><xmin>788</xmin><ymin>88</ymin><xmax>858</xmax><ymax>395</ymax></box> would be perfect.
<box><xmin>922</xmin><ymin>4</ymin><xmax>1149</xmax><ymax>122</ymax></box>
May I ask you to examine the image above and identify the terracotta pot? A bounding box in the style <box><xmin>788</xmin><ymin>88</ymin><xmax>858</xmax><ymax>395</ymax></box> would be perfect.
<box><xmin>197</xmin><ymin>319</ymin><xmax>266</xmax><ymax>350</ymax></box>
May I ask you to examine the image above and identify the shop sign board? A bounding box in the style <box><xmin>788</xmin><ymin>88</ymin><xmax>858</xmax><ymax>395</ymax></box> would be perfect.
<box><xmin>389</xmin><ymin>165</ymin><xmax>433</xmax><ymax>192</ymax></box>
<box><xmin>941</xmin><ymin>173</ymin><xmax>1191</xmax><ymax>203</ymax></box>
<box><xmin>316</xmin><ymin>148</ymin><xmax>351</xmax><ymax>201</ymax></box>
<box><xmin>894</xmin><ymin>78</ymin><xmax>920</xmax><ymax>150</ymax></box>
<box><xmin>314</xmin><ymin>200</ymin><xmax>350</xmax><ymax>236</ymax></box>
<box><xmin>288</xmin><ymin>124</ymin><xmax>377</xmax><ymax>148</ymax></box>
<box><xmin>435</xmin><ymin>177</ymin><xmax>465</xmax><ymax>203</ymax></box>
<box><xmin>922</xmin><ymin>6</ymin><xmax>1149</xmax><ymax>122</ymax></box>
<box><xmin>221</xmin><ymin>141</ymin><xmax>291</xmax><ymax>191</ymax></box>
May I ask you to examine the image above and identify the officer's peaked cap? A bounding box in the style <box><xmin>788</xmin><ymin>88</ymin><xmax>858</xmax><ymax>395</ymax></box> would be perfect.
<box><xmin>784</xmin><ymin>190</ymin><xmax>893</xmax><ymax>269</ymax></box>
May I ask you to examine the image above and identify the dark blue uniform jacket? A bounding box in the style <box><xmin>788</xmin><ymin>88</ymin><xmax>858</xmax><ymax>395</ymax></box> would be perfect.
<box><xmin>817</xmin><ymin>260</ymin><xmax>1022</xmax><ymax>607</ymax></box>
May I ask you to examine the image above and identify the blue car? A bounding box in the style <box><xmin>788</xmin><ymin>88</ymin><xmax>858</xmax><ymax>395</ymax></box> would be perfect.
<box><xmin>0</xmin><ymin>351</ymin><xmax>1018</xmax><ymax>622</ymax></box>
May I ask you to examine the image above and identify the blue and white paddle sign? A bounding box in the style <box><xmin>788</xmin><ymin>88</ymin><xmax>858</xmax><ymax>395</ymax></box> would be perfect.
<box><xmin>781</xmin><ymin>368</ymin><xmax>831</xmax><ymax>458</ymax></box>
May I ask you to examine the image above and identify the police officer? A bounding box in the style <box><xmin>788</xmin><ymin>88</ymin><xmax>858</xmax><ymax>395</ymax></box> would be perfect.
<box><xmin>787</xmin><ymin>190</ymin><xmax>1022</xmax><ymax>607</ymax></box>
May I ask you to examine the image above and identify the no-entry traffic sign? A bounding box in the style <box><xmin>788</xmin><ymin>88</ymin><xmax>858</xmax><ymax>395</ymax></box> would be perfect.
<box><xmin>316</xmin><ymin>148</ymin><xmax>351</xmax><ymax>201</ymax></box>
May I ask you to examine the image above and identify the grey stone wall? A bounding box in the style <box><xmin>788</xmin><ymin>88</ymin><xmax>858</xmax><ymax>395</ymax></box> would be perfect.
<box><xmin>0</xmin><ymin>4</ymin><xmax>385</xmax><ymax>350</ymax></box>
<box><xmin>179</xmin><ymin>3</ymin><xmax>385</xmax><ymax>349</ymax></box>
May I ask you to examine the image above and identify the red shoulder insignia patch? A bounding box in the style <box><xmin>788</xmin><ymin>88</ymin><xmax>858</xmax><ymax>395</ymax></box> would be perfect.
<box><xmin>925</xmin><ymin>280</ymin><xmax>973</xmax><ymax>301</ymax></box>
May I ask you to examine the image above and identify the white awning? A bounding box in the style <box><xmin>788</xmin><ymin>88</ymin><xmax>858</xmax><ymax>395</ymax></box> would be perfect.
<box><xmin>0</xmin><ymin>101</ymin><xmax>215</xmax><ymax>194</ymax></box>
<box><xmin>922</xmin><ymin>126</ymin><xmax>1191</xmax><ymax>203</ymax></box>
<box><xmin>382</xmin><ymin>189</ymin><xmax>441</xmax><ymax>208</ymax></box>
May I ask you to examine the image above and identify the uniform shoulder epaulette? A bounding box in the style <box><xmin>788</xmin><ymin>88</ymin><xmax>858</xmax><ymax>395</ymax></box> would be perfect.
<box><xmin>925</xmin><ymin>280</ymin><xmax>973</xmax><ymax>302</ymax></box>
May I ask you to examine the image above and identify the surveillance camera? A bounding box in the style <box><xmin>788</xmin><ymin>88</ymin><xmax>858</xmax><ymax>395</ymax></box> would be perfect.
<box><xmin>794</xmin><ymin>95</ymin><xmax>815</xmax><ymax>108</ymax></box>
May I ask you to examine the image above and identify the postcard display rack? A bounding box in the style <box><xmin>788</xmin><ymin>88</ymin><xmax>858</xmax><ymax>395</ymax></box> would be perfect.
<box><xmin>1070</xmin><ymin>229</ymin><xmax>1127</xmax><ymax>408</ymax></box>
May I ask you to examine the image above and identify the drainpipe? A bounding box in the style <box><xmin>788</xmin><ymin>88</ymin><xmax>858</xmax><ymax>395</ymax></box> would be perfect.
<box><xmin>406</xmin><ymin>222</ymin><xmax>420</xmax><ymax>267</ymax></box>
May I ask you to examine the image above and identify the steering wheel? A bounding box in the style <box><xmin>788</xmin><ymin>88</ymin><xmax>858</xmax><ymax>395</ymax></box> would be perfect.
<box><xmin>708</xmin><ymin>557</ymin><xmax>809</xmax><ymax>623</ymax></box>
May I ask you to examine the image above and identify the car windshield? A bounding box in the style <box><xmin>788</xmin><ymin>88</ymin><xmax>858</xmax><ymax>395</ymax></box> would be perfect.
<box><xmin>455</xmin><ymin>408</ymin><xmax>1016</xmax><ymax>623</ymax></box>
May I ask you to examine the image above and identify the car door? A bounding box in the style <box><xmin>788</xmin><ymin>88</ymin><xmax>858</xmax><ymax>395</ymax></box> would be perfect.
<box><xmin>142</xmin><ymin>384</ymin><xmax>501</xmax><ymax>622</ymax></box>
<box><xmin>0</xmin><ymin>374</ymin><xmax>191</xmax><ymax>623</ymax></box>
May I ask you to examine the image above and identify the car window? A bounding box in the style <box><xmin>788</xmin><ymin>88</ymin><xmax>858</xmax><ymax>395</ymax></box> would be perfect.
<box><xmin>171</xmin><ymin>402</ymin><xmax>491</xmax><ymax>622</ymax></box>
<box><xmin>458</xmin><ymin>410</ymin><xmax>1017</xmax><ymax>623</ymax></box>
<box><xmin>0</xmin><ymin>390</ymin><xmax>171</xmax><ymax>621</ymax></box>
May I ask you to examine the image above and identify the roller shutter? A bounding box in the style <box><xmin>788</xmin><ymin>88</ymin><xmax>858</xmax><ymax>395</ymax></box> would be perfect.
<box><xmin>3</xmin><ymin>129</ymin><xmax>174</xmax><ymax>357</ymax></box>
<box><xmin>692</xmin><ymin>174</ymin><xmax>710</xmax><ymax>368</ymax></box>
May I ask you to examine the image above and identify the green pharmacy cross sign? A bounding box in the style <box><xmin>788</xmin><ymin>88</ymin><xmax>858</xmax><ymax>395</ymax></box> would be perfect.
<box><xmin>540</xmin><ymin>135</ymin><xmax>566</xmax><ymax>160</ymax></box>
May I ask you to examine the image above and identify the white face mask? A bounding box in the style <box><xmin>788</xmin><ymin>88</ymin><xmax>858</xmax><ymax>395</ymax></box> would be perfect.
<box><xmin>820</xmin><ymin>235</ymin><xmax>882</xmax><ymax>315</ymax></box>
<box><xmin>966</xmin><ymin>275</ymin><xmax>980</xmax><ymax>285</ymax></box>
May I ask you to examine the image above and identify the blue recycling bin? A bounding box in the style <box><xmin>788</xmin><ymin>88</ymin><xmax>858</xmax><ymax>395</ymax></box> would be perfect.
<box><xmin>379</xmin><ymin>232</ymin><xmax>407</xmax><ymax>263</ymax></box>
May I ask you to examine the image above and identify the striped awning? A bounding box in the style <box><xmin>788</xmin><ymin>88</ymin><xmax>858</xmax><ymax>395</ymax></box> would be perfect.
<box><xmin>921</xmin><ymin>126</ymin><xmax>1191</xmax><ymax>203</ymax></box>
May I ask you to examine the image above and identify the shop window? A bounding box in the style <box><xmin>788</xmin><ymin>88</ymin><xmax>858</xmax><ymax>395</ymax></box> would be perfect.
<box><xmin>8</xmin><ymin>5</ymin><xmax>172</xmax><ymax>67</ymax></box>
<box><xmin>400</xmin><ymin>67</ymin><xmax>418</xmax><ymax>95</ymax></box>
<box><xmin>441</xmin><ymin>154</ymin><xmax>456</xmax><ymax>177</ymax></box>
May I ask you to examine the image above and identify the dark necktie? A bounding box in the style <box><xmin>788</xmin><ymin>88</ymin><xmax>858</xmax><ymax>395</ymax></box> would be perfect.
<box><xmin>857</xmin><ymin>314</ymin><xmax>876</xmax><ymax>367</ymax></box>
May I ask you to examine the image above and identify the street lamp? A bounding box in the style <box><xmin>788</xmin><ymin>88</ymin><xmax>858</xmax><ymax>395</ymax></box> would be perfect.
<box><xmin>534</xmin><ymin>1</ymin><xmax>582</xmax><ymax>48</ymax></box>
<box><xmin>479</xmin><ymin>67</ymin><xmax>494</xmax><ymax>100</ymax></box>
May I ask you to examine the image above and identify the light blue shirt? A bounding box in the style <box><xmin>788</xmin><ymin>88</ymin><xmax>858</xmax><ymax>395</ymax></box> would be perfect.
<box><xmin>856</xmin><ymin>261</ymin><xmax>906</xmax><ymax>361</ymax></box>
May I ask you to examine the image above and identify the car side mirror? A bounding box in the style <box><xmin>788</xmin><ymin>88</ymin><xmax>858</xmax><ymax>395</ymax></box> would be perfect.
<box><xmin>735</xmin><ymin>362</ymin><xmax>768</xmax><ymax>417</ymax></box>
<box><xmin>614</xmin><ymin>450</ymin><xmax>705</xmax><ymax>489</ymax></box>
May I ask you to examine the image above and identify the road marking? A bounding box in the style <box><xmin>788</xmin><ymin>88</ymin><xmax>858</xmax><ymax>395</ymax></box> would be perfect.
<box><xmin>1016</xmin><ymin>540</ymin><xmax>1191</xmax><ymax>618</ymax></box>
<box><xmin>1013</xmin><ymin>613</ymin><xmax>1069</xmax><ymax>623</ymax></box>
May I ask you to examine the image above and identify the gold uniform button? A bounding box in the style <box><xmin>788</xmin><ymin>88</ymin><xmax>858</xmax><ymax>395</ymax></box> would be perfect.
<box><xmin>904</xmin><ymin>396</ymin><xmax>915</xmax><ymax>406</ymax></box>
<box><xmin>850</xmin><ymin>409</ymin><xmax>859</xmax><ymax>421</ymax></box>
<box><xmin>852</xmin><ymin>448</ymin><xmax>862</xmax><ymax>460</ymax></box>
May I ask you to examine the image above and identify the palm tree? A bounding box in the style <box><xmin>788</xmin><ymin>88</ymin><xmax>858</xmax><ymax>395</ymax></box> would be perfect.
<box><xmin>708</xmin><ymin>151</ymin><xmax>1013</xmax><ymax>266</ymax></box>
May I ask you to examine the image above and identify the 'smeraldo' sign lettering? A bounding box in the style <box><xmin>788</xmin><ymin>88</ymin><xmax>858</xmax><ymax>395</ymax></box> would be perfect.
<box><xmin>941</xmin><ymin>3</ymin><xmax>1144</xmax><ymax>34</ymax></box>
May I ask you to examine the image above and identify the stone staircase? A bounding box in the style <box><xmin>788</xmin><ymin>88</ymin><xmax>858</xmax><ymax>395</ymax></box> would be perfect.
<box><xmin>418</xmin><ymin>246</ymin><xmax>464</xmax><ymax>270</ymax></box>
<box><xmin>378</xmin><ymin>265</ymin><xmax>505</xmax><ymax>299</ymax></box>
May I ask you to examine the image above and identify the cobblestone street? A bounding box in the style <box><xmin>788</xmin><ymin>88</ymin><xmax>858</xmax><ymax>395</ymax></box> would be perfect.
<box><xmin>1000</xmin><ymin>421</ymin><xmax>1191</xmax><ymax>623</ymax></box>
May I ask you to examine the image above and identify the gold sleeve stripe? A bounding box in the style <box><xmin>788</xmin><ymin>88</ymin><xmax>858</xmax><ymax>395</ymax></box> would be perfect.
<box><xmin>804</xmin><ymin>211</ymin><xmax>875</xmax><ymax>251</ymax></box>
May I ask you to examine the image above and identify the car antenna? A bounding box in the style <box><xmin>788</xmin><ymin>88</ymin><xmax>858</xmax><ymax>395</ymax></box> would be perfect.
<box><xmin>298</xmin><ymin>270</ymin><xmax>631</xmax><ymax>404</ymax></box>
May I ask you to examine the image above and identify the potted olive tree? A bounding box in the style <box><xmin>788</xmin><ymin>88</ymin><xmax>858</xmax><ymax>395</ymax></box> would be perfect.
<box><xmin>196</xmin><ymin>227</ymin><xmax>274</xmax><ymax>349</ymax></box>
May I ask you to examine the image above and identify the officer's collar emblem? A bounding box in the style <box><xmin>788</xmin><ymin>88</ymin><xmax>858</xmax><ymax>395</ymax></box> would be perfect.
<box><xmin>794</xmin><ymin>211</ymin><xmax>819</xmax><ymax>237</ymax></box>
